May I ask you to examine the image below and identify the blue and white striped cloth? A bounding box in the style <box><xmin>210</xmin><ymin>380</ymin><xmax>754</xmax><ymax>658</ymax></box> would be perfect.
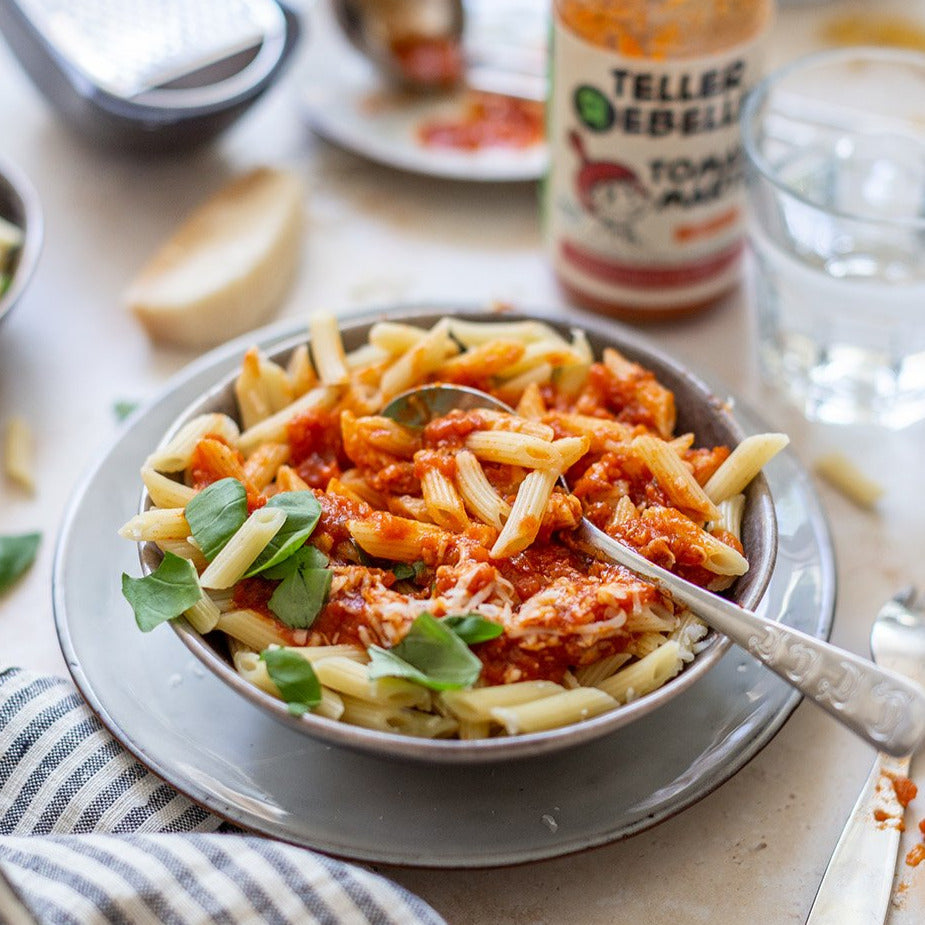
<box><xmin>0</xmin><ymin>668</ymin><xmax>445</xmax><ymax>924</ymax></box>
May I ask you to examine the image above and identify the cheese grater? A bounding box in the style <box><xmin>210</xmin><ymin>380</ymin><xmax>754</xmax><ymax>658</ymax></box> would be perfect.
<box><xmin>0</xmin><ymin>0</ymin><xmax>301</xmax><ymax>150</ymax></box>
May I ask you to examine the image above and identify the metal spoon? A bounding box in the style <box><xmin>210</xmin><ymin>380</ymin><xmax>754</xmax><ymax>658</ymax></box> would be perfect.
<box><xmin>332</xmin><ymin>0</ymin><xmax>465</xmax><ymax>92</ymax></box>
<box><xmin>382</xmin><ymin>384</ymin><xmax>925</xmax><ymax>758</ymax></box>
<box><xmin>330</xmin><ymin>0</ymin><xmax>546</xmax><ymax>99</ymax></box>
<box><xmin>806</xmin><ymin>587</ymin><xmax>925</xmax><ymax>924</ymax></box>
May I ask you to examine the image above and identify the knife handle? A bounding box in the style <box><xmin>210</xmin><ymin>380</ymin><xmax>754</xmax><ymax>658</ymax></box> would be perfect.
<box><xmin>805</xmin><ymin>754</ymin><xmax>910</xmax><ymax>925</ymax></box>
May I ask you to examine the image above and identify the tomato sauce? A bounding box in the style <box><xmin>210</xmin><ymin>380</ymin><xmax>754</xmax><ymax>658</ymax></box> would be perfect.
<box><xmin>311</xmin><ymin>593</ymin><xmax>377</xmax><ymax>646</ymax></box>
<box><xmin>287</xmin><ymin>408</ymin><xmax>344</xmax><ymax>489</ymax></box>
<box><xmin>892</xmin><ymin>774</ymin><xmax>918</xmax><ymax>808</ymax></box>
<box><xmin>477</xmin><ymin>631</ymin><xmax>629</xmax><ymax>685</ymax></box>
<box><xmin>414</xmin><ymin>448</ymin><xmax>457</xmax><ymax>480</ymax></box>
<box><xmin>418</xmin><ymin>91</ymin><xmax>545</xmax><ymax>151</ymax></box>
<box><xmin>390</xmin><ymin>35</ymin><xmax>463</xmax><ymax>88</ymax></box>
<box><xmin>576</xmin><ymin>363</ymin><xmax>662</xmax><ymax>430</ymax></box>
<box><xmin>422</xmin><ymin>410</ymin><xmax>485</xmax><ymax>449</ymax></box>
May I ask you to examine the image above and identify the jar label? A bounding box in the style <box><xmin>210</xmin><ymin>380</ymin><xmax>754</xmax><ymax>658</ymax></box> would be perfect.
<box><xmin>545</xmin><ymin>21</ymin><xmax>767</xmax><ymax>308</ymax></box>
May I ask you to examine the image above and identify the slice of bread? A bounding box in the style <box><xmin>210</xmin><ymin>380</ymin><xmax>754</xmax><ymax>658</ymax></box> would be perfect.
<box><xmin>126</xmin><ymin>166</ymin><xmax>303</xmax><ymax>349</ymax></box>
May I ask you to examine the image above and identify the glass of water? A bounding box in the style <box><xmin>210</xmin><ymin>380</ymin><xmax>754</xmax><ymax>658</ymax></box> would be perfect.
<box><xmin>741</xmin><ymin>47</ymin><xmax>925</xmax><ymax>428</ymax></box>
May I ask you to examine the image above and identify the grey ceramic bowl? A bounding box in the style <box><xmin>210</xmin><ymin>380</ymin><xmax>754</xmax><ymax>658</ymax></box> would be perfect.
<box><xmin>141</xmin><ymin>305</ymin><xmax>778</xmax><ymax>763</ymax></box>
<box><xmin>0</xmin><ymin>155</ymin><xmax>42</xmax><ymax>328</ymax></box>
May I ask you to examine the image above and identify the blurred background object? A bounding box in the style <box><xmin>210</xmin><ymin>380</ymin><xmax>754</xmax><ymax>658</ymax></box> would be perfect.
<box><xmin>332</xmin><ymin>0</ymin><xmax>465</xmax><ymax>92</ymax></box>
<box><xmin>0</xmin><ymin>0</ymin><xmax>301</xmax><ymax>151</ymax></box>
<box><xmin>0</xmin><ymin>155</ymin><xmax>42</xmax><ymax>329</ymax></box>
<box><xmin>742</xmin><ymin>46</ymin><xmax>925</xmax><ymax>428</ymax></box>
<box><xmin>544</xmin><ymin>0</ymin><xmax>774</xmax><ymax>321</ymax></box>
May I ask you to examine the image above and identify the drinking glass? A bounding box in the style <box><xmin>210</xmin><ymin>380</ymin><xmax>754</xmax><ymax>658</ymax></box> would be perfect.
<box><xmin>741</xmin><ymin>47</ymin><xmax>925</xmax><ymax>428</ymax></box>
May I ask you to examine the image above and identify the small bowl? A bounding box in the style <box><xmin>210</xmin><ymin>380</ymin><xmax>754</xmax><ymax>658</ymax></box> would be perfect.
<box><xmin>0</xmin><ymin>155</ymin><xmax>43</xmax><ymax>328</ymax></box>
<box><xmin>140</xmin><ymin>305</ymin><xmax>778</xmax><ymax>763</ymax></box>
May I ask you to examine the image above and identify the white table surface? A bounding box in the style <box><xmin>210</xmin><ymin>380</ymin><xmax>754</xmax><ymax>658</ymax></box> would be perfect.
<box><xmin>2</xmin><ymin>1</ymin><xmax>924</xmax><ymax>922</ymax></box>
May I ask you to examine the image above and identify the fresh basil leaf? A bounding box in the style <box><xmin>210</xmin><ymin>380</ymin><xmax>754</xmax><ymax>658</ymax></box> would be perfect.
<box><xmin>391</xmin><ymin>560</ymin><xmax>428</xmax><ymax>583</ymax></box>
<box><xmin>113</xmin><ymin>400</ymin><xmax>139</xmax><ymax>422</ymax></box>
<box><xmin>261</xmin><ymin>647</ymin><xmax>322</xmax><ymax>716</ymax></box>
<box><xmin>244</xmin><ymin>492</ymin><xmax>322</xmax><ymax>577</ymax></box>
<box><xmin>185</xmin><ymin>478</ymin><xmax>248</xmax><ymax>561</ymax></box>
<box><xmin>269</xmin><ymin>564</ymin><xmax>332</xmax><ymax>629</ymax></box>
<box><xmin>261</xmin><ymin>545</ymin><xmax>328</xmax><ymax>580</ymax></box>
<box><xmin>0</xmin><ymin>532</ymin><xmax>40</xmax><ymax>593</ymax></box>
<box><xmin>121</xmin><ymin>552</ymin><xmax>202</xmax><ymax>632</ymax></box>
<box><xmin>441</xmin><ymin>613</ymin><xmax>504</xmax><ymax>645</ymax></box>
<box><xmin>368</xmin><ymin>612</ymin><xmax>482</xmax><ymax>691</ymax></box>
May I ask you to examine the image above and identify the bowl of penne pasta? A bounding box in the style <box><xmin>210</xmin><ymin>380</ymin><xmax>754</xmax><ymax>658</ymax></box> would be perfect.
<box><xmin>120</xmin><ymin>305</ymin><xmax>782</xmax><ymax>762</ymax></box>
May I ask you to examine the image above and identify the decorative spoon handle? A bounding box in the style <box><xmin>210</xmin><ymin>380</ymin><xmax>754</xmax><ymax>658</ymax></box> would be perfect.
<box><xmin>576</xmin><ymin>523</ymin><xmax>925</xmax><ymax>757</ymax></box>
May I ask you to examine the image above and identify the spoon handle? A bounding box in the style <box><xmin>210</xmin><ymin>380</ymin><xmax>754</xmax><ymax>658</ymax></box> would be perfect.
<box><xmin>805</xmin><ymin>753</ymin><xmax>909</xmax><ymax>925</ymax></box>
<box><xmin>576</xmin><ymin>524</ymin><xmax>925</xmax><ymax>757</ymax></box>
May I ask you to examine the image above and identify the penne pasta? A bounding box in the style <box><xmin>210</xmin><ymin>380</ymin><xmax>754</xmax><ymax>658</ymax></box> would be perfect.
<box><xmin>231</xmin><ymin>645</ymin><xmax>345</xmax><ymax>720</ymax></box>
<box><xmin>199</xmin><ymin>506</ymin><xmax>286</xmax><ymax>589</ymax></box>
<box><xmin>183</xmin><ymin>592</ymin><xmax>221</xmax><ymax>635</ymax></box>
<box><xmin>596</xmin><ymin>641</ymin><xmax>683</xmax><ymax>703</ymax></box>
<box><xmin>3</xmin><ymin>414</ymin><xmax>34</xmax><ymax>492</ymax></box>
<box><xmin>348</xmin><ymin>512</ymin><xmax>451</xmax><ymax>564</ymax></box>
<box><xmin>217</xmin><ymin>608</ymin><xmax>293</xmax><ymax>650</ymax></box>
<box><xmin>420</xmin><ymin>466</ymin><xmax>470</xmax><ymax>531</ymax></box>
<box><xmin>309</xmin><ymin>311</ymin><xmax>350</xmax><ymax>384</ymax></box>
<box><xmin>439</xmin><ymin>681</ymin><xmax>563</xmax><ymax>722</ymax></box>
<box><xmin>237</xmin><ymin>385</ymin><xmax>339</xmax><ymax>455</ymax></box>
<box><xmin>465</xmin><ymin>429</ymin><xmax>560</xmax><ymax>469</ymax></box>
<box><xmin>490</xmin><ymin>468</ymin><xmax>557</xmax><ymax>558</ymax></box>
<box><xmin>154</xmin><ymin>537</ymin><xmax>208</xmax><ymax>572</ymax></box>
<box><xmin>312</xmin><ymin>656</ymin><xmax>431</xmax><ymax>709</ymax></box>
<box><xmin>146</xmin><ymin>413</ymin><xmax>240</xmax><ymax>472</ymax></box>
<box><xmin>234</xmin><ymin>347</ymin><xmax>294</xmax><ymax>430</ymax></box>
<box><xmin>141</xmin><ymin>467</ymin><xmax>197</xmax><ymax>508</ymax></box>
<box><xmin>714</xmin><ymin>494</ymin><xmax>746</xmax><ymax>539</ymax></box>
<box><xmin>338</xmin><ymin>695</ymin><xmax>459</xmax><ymax>738</ymax></box>
<box><xmin>704</xmin><ymin>433</ymin><xmax>790</xmax><ymax>503</ymax></box>
<box><xmin>378</xmin><ymin>320</ymin><xmax>458</xmax><ymax>400</ymax></box>
<box><xmin>286</xmin><ymin>343</ymin><xmax>318</xmax><ymax>396</ymax></box>
<box><xmin>490</xmin><ymin>687</ymin><xmax>617</xmax><ymax>734</ymax></box>
<box><xmin>119</xmin><ymin>507</ymin><xmax>189</xmax><ymax>542</ymax></box>
<box><xmin>633</xmin><ymin>434</ymin><xmax>720</xmax><ymax>522</ymax></box>
<box><xmin>455</xmin><ymin>449</ymin><xmax>511</xmax><ymax>529</ymax></box>
<box><xmin>812</xmin><ymin>451</ymin><xmax>884</xmax><ymax>509</ymax></box>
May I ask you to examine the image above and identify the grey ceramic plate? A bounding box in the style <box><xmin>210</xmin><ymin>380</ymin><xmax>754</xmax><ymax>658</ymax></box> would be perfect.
<box><xmin>54</xmin><ymin>304</ymin><xmax>835</xmax><ymax>866</ymax></box>
<box><xmin>144</xmin><ymin>306</ymin><xmax>777</xmax><ymax>763</ymax></box>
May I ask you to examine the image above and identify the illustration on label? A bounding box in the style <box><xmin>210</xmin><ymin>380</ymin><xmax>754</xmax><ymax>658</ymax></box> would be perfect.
<box><xmin>569</xmin><ymin>130</ymin><xmax>651</xmax><ymax>244</ymax></box>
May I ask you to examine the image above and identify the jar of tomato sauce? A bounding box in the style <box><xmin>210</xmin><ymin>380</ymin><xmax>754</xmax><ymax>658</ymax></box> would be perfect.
<box><xmin>544</xmin><ymin>0</ymin><xmax>774</xmax><ymax>320</ymax></box>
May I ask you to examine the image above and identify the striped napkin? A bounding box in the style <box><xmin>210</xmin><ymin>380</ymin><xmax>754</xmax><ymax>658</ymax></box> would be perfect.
<box><xmin>0</xmin><ymin>668</ymin><xmax>445</xmax><ymax>924</ymax></box>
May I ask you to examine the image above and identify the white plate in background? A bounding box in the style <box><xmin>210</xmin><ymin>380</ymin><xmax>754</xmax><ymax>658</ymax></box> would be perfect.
<box><xmin>299</xmin><ymin>0</ymin><xmax>548</xmax><ymax>182</ymax></box>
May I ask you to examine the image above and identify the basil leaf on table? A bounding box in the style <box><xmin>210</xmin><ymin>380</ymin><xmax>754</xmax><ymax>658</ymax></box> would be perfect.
<box><xmin>244</xmin><ymin>492</ymin><xmax>322</xmax><ymax>577</ymax></box>
<box><xmin>0</xmin><ymin>532</ymin><xmax>41</xmax><ymax>593</ymax></box>
<box><xmin>112</xmin><ymin>400</ymin><xmax>139</xmax><ymax>422</ymax></box>
<box><xmin>184</xmin><ymin>477</ymin><xmax>248</xmax><ymax>561</ymax></box>
<box><xmin>261</xmin><ymin>647</ymin><xmax>322</xmax><ymax>716</ymax></box>
<box><xmin>368</xmin><ymin>612</ymin><xmax>483</xmax><ymax>691</ymax></box>
<box><xmin>267</xmin><ymin>546</ymin><xmax>332</xmax><ymax>629</ymax></box>
<box><xmin>121</xmin><ymin>552</ymin><xmax>202</xmax><ymax>632</ymax></box>
<box><xmin>440</xmin><ymin>613</ymin><xmax>504</xmax><ymax>645</ymax></box>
